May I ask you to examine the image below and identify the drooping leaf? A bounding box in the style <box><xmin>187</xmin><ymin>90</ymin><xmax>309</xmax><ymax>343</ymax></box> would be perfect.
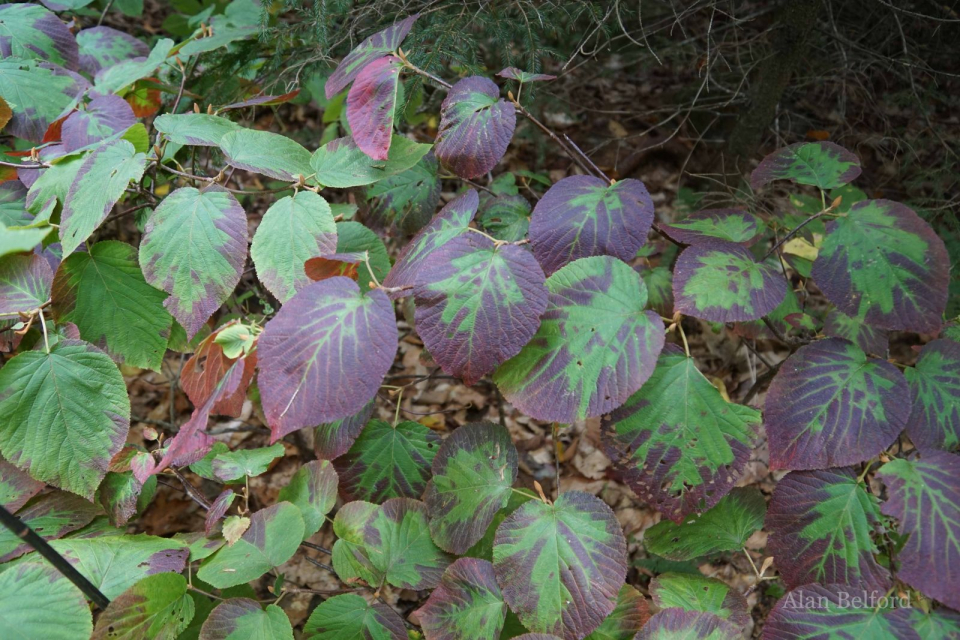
<box><xmin>212</xmin><ymin>443</ymin><xmax>284</xmax><ymax>482</ymax></box>
<box><xmin>650</xmin><ymin>574</ymin><xmax>750</xmax><ymax>627</ymax></box>
<box><xmin>877</xmin><ymin>452</ymin><xmax>960</xmax><ymax>610</ymax></box>
<box><xmin>347</xmin><ymin>55</ymin><xmax>402</xmax><ymax>160</ymax></box>
<box><xmin>197</xmin><ymin>502</ymin><xmax>305</xmax><ymax>589</ymax></box>
<box><xmin>494</xmin><ymin>256</ymin><xmax>664</xmax><ymax>423</ymax></box>
<box><xmin>417</xmin><ymin>558</ymin><xmax>507</xmax><ymax>640</ymax></box>
<box><xmin>636</xmin><ymin>610</ymin><xmax>740</xmax><ymax>640</ymax></box>
<box><xmin>751</xmin><ymin>141</ymin><xmax>861</xmax><ymax>190</ymax></box>
<box><xmin>382</xmin><ymin>189</ymin><xmax>478</xmax><ymax>295</ymax></box>
<box><xmin>199</xmin><ymin>599</ymin><xmax>294</xmax><ymax>640</ymax></box>
<box><xmin>139</xmin><ymin>185</ymin><xmax>248</xmax><ymax>339</ymax></box>
<box><xmin>91</xmin><ymin>573</ymin><xmax>194</xmax><ymax>640</ymax></box>
<box><xmin>601</xmin><ymin>351</ymin><xmax>759</xmax><ymax>521</ymax></box>
<box><xmin>642</xmin><ymin>488</ymin><xmax>766</xmax><ymax>560</ymax></box>
<box><xmin>0</xmin><ymin>339</ymin><xmax>129</xmax><ymax>499</ymax></box>
<box><xmin>314</xmin><ymin>399</ymin><xmax>375</xmax><ymax>461</ymax></box>
<box><xmin>204</xmin><ymin>489</ymin><xmax>235</xmax><ymax>536</ymax></box>
<box><xmin>529</xmin><ymin>176</ymin><xmax>654</xmax><ymax>275</ymax></box>
<box><xmin>673</xmin><ymin>239</ymin><xmax>786</xmax><ymax>322</ymax></box>
<box><xmin>763</xmin><ymin>584</ymin><xmax>917</xmax><ymax>640</ymax></box>
<box><xmin>493</xmin><ymin>491</ymin><xmax>628</xmax><ymax>640</ymax></box>
<box><xmin>59</xmin><ymin>139</ymin><xmax>146</xmax><ymax>257</ymax></box>
<box><xmin>586</xmin><ymin>585</ymin><xmax>651</xmax><ymax>640</ymax></box>
<box><xmin>0</xmin><ymin>492</ymin><xmax>99</xmax><ymax>562</ymax></box>
<box><xmin>257</xmin><ymin>277</ymin><xmax>398</xmax><ymax>439</ymax></box>
<box><xmin>904</xmin><ymin>339</ymin><xmax>960</xmax><ymax>453</ymax></box>
<box><xmin>219</xmin><ymin>129</ymin><xmax>312</xmax><ymax>182</ymax></box>
<box><xmin>822</xmin><ymin>308</ymin><xmax>889</xmax><ymax>355</ymax></box>
<box><xmin>477</xmin><ymin>193</ymin><xmax>531</xmax><ymax>242</ymax></box>
<box><xmin>334</xmin><ymin>419</ymin><xmax>439</xmax><ymax>503</ymax></box>
<box><xmin>424</xmin><ymin>422</ymin><xmax>519</xmax><ymax>554</ymax></box>
<box><xmin>154</xmin><ymin>113</ymin><xmax>241</xmax><ymax>147</ymax></box>
<box><xmin>414</xmin><ymin>234</ymin><xmax>548</xmax><ymax>385</ymax></box>
<box><xmin>660</xmin><ymin>209</ymin><xmax>761</xmax><ymax>246</ymax></box>
<box><xmin>277</xmin><ymin>459</ymin><xmax>338</xmax><ymax>539</ymax></box>
<box><xmin>303</xmin><ymin>593</ymin><xmax>406</xmax><ymax>640</ymax></box>
<box><xmin>52</xmin><ymin>240</ymin><xmax>173</xmax><ymax>371</ymax></box>
<box><xmin>0</xmin><ymin>4</ymin><xmax>78</xmax><ymax>69</ymax></box>
<box><xmin>97</xmin><ymin>467</ymin><xmax>153</xmax><ymax>526</ymax></box>
<box><xmin>219</xmin><ymin>90</ymin><xmax>302</xmax><ymax>111</ymax></box>
<box><xmin>0</xmin><ymin>58</ymin><xmax>86</xmax><ymax>143</ymax></box>
<box><xmin>764</xmin><ymin>338</ymin><xmax>910</xmax><ymax>470</ymax></box>
<box><xmin>497</xmin><ymin>67</ymin><xmax>557</xmax><ymax>83</ymax></box>
<box><xmin>0</xmin><ymin>456</ymin><xmax>44</xmax><ymax>512</ymax></box>
<box><xmin>76</xmin><ymin>26</ymin><xmax>149</xmax><ymax>76</ymax></box>
<box><xmin>435</xmin><ymin>76</ymin><xmax>516</xmax><ymax>179</ymax></box>
<box><xmin>0</xmin><ymin>253</ymin><xmax>52</xmax><ymax>314</ymax></box>
<box><xmin>0</xmin><ymin>562</ymin><xmax>92</xmax><ymax>640</ymax></box>
<box><xmin>334</xmin><ymin>220</ymin><xmax>390</xmax><ymax>293</ymax></box>
<box><xmin>365</xmin><ymin>151</ymin><xmax>441</xmax><ymax>235</ymax></box>
<box><xmin>251</xmin><ymin>191</ymin><xmax>337</xmax><ymax>302</ymax></box>
<box><xmin>812</xmin><ymin>199</ymin><xmax>950</xmax><ymax>333</ymax></box>
<box><xmin>765</xmin><ymin>467</ymin><xmax>890</xmax><ymax>591</ymax></box>
<box><xmin>310</xmin><ymin>134</ymin><xmax>431</xmax><ymax>188</ymax></box>
<box><xmin>181</xmin><ymin>324</ymin><xmax>256</xmax><ymax>419</ymax></box>
<box><xmin>324</xmin><ymin>14</ymin><xmax>418</xmax><ymax>99</ymax></box>
<box><xmin>62</xmin><ymin>94</ymin><xmax>136</xmax><ymax>152</ymax></box>
<box><xmin>94</xmin><ymin>38</ymin><xmax>174</xmax><ymax>94</ymax></box>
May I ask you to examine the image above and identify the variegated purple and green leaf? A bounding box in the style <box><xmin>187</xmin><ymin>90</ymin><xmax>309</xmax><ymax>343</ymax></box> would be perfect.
<box><xmin>251</xmin><ymin>191</ymin><xmax>337</xmax><ymax>302</ymax></box>
<box><xmin>93</xmin><ymin>37</ymin><xmax>174</xmax><ymax>95</ymax></box>
<box><xmin>314</xmin><ymin>399</ymin><xmax>375</xmax><ymax>461</ymax></box>
<box><xmin>673</xmin><ymin>239</ymin><xmax>786</xmax><ymax>323</ymax></box>
<box><xmin>199</xmin><ymin>598</ymin><xmax>293</xmax><ymax>640</ymax></box>
<box><xmin>764</xmin><ymin>338</ymin><xmax>910</xmax><ymax>470</ymax></box>
<box><xmin>822</xmin><ymin>308</ymin><xmax>889</xmax><ymax>355</ymax></box>
<box><xmin>139</xmin><ymin>185</ymin><xmax>248</xmax><ymax>339</ymax></box>
<box><xmin>0</xmin><ymin>492</ymin><xmax>99</xmax><ymax>562</ymax></box>
<box><xmin>60</xmin><ymin>139</ymin><xmax>146</xmax><ymax>257</ymax></box>
<box><xmin>91</xmin><ymin>573</ymin><xmax>194</xmax><ymax>640</ymax></box>
<box><xmin>331</xmin><ymin>500</ymin><xmax>382</xmax><ymax>586</ymax></box>
<box><xmin>382</xmin><ymin>189</ymin><xmax>478</xmax><ymax>296</ymax></box>
<box><xmin>219</xmin><ymin>90</ymin><xmax>302</xmax><ymax>111</ymax></box>
<box><xmin>529</xmin><ymin>176</ymin><xmax>654</xmax><ymax>275</ymax></box>
<box><xmin>424</xmin><ymin>422</ymin><xmax>519</xmax><ymax>554</ymax></box>
<box><xmin>303</xmin><ymin>593</ymin><xmax>406</xmax><ymax>640</ymax></box>
<box><xmin>0</xmin><ymin>339</ymin><xmax>129</xmax><ymax>499</ymax></box>
<box><xmin>477</xmin><ymin>193</ymin><xmax>531</xmax><ymax>242</ymax></box>
<box><xmin>0</xmin><ymin>180</ymin><xmax>29</xmax><ymax>226</ymax></box>
<box><xmin>324</xmin><ymin>14</ymin><xmax>418</xmax><ymax>99</ymax></box>
<box><xmin>334</xmin><ymin>220</ymin><xmax>391</xmax><ymax>293</ymax></box>
<box><xmin>61</xmin><ymin>94</ymin><xmax>136</xmax><ymax>151</ymax></box>
<box><xmin>219</xmin><ymin>128</ymin><xmax>312</xmax><ymax>182</ymax></box>
<box><xmin>347</xmin><ymin>55</ymin><xmax>402</xmax><ymax>160</ymax></box>
<box><xmin>0</xmin><ymin>562</ymin><xmax>93</xmax><ymax>639</ymax></box>
<box><xmin>257</xmin><ymin>277</ymin><xmax>398</xmax><ymax>440</ymax></box>
<box><xmin>365</xmin><ymin>151</ymin><xmax>441</xmax><ymax>235</ymax></box>
<box><xmin>0</xmin><ymin>3</ymin><xmax>79</xmax><ymax>70</ymax></box>
<box><xmin>277</xmin><ymin>459</ymin><xmax>338</xmax><ymax>538</ymax></box>
<box><xmin>642</xmin><ymin>487</ymin><xmax>765</xmax><ymax>561</ymax></box>
<box><xmin>0</xmin><ymin>58</ymin><xmax>86</xmax><ymax>143</ymax></box>
<box><xmin>414</xmin><ymin>234</ymin><xmax>548</xmax><ymax>385</ymax></box>
<box><xmin>907</xmin><ymin>608</ymin><xmax>960</xmax><ymax>640</ymax></box>
<box><xmin>586</xmin><ymin>585</ymin><xmax>650</xmax><ymax>640</ymax></box>
<box><xmin>416</xmin><ymin>558</ymin><xmax>508</xmax><ymax>640</ymax></box>
<box><xmin>763</xmin><ymin>584</ymin><xmax>918</xmax><ymax>640</ymax></box>
<box><xmin>877</xmin><ymin>452</ymin><xmax>960</xmax><ymax>609</ymax></box>
<box><xmin>76</xmin><ymin>26</ymin><xmax>149</xmax><ymax>76</ymax></box>
<box><xmin>204</xmin><ymin>489</ymin><xmax>235</xmax><ymax>535</ymax></box>
<box><xmin>601</xmin><ymin>351</ymin><xmax>759</xmax><ymax>521</ymax></box>
<box><xmin>197</xmin><ymin>502</ymin><xmax>305</xmax><ymax>589</ymax></box>
<box><xmin>435</xmin><ymin>76</ymin><xmax>516</xmax><ymax>179</ymax></box>
<box><xmin>154</xmin><ymin>113</ymin><xmax>241</xmax><ymax>147</ymax></box>
<box><xmin>660</xmin><ymin>209</ymin><xmax>761</xmax><ymax>246</ymax></box>
<box><xmin>497</xmin><ymin>67</ymin><xmax>557</xmax><ymax>83</ymax></box>
<box><xmin>310</xmin><ymin>134</ymin><xmax>431</xmax><ymax>188</ymax></box>
<box><xmin>212</xmin><ymin>443</ymin><xmax>284</xmax><ymax>482</ymax></box>
<box><xmin>0</xmin><ymin>456</ymin><xmax>44</xmax><ymax>512</ymax></box>
<box><xmin>97</xmin><ymin>468</ymin><xmax>155</xmax><ymax>527</ymax></box>
<box><xmin>812</xmin><ymin>199</ymin><xmax>950</xmax><ymax>334</ymax></box>
<box><xmin>751</xmin><ymin>141</ymin><xmax>861</xmax><ymax>191</ymax></box>
<box><xmin>493</xmin><ymin>256</ymin><xmax>664</xmax><ymax>423</ymax></box>
<box><xmin>492</xmin><ymin>491</ymin><xmax>628</xmax><ymax>640</ymax></box>
<box><xmin>636</xmin><ymin>609</ymin><xmax>740</xmax><ymax>640</ymax></box>
<box><xmin>650</xmin><ymin>574</ymin><xmax>750</xmax><ymax>627</ymax></box>
<box><xmin>636</xmin><ymin>265</ymin><xmax>674</xmax><ymax>317</ymax></box>
<box><xmin>765</xmin><ymin>467</ymin><xmax>890</xmax><ymax>591</ymax></box>
<box><xmin>334</xmin><ymin>419</ymin><xmax>440</xmax><ymax>503</ymax></box>
<box><xmin>0</xmin><ymin>253</ymin><xmax>52</xmax><ymax>314</ymax></box>
<box><xmin>905</xmin><ymin>339</ymin><xmax>960</xmax><ymax>452</ymax></box>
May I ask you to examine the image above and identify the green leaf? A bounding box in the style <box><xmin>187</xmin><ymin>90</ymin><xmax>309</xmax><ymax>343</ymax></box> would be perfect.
<box><xmin>94</xmin><ymin>38</ymin><xmax>174</xmax><ymax>94</ymax></box>
<box><xmin>213</xmin><ymin>323</ymin><xmax>257</xmax><ymax>359</ymax></box>
<box><xmin>0</xmin><ymin>456</ymin><xmax>44</xmax><ymax>512</ymax></box>
<box><xmin>750</xmin><ymin>141</ymin><xmax>861</xmax><ymax>190</ymax></box>
<box><xmin>98</xmin><ymin>469</ymin><xmax>156</xmax><ymax>527</ymax></box>
<box><xmin>586</xmin><ymin>585</ymin><xmax>650</xmax><ymax>640</ymax></box>
<box><xmin>92</xmin><ymin>573</ymin><xmax>194</xmax><ymax>640</ymax></box>
<box><xmin>0</xmin><ymin>340</ymin><xmax>129</xmax><ymax>499</ymax></box>
<box><xmin>493</xmin><ymin>256</ymin><xmax>665</xmax><ymax>423</ymax></box>
<box><xmin>310</xmin><ymin>135</ymin><xmax>432</xmax><ymax>188</ymax></box>
<box><xmin>199</xmin><ymin>599</ymin><xmax>294</xmax><ymax>640</ymax></box>
<box><xmin>0</xmin><ymin>4</ymin><xmax>79</xmax><ymax>69</ymax></box>
<box><xmin>492</xmin><ymin>491</ymin><xmax>628</xmax><ymax>639</ymax></box>
<box><xmin>907</xmin><ymin>608</ymin><xmax>960</xmax><ymax>640</ymax></box>
<box><xmin>416</xmin><ymin>558</ymin><xmax>508</xmax><ymax>640</ymax></box>
<box><xmin>251</xmin><ymin>191</ymin><xmax>337</xmax><ymax>302</ymax></box>
<box><xmin>219</xmin><ymin>129</ymin><xmax>312</xmax><ymax>182</ymax></box>
<box><xmin>0</xmin><ymin>57</ymin><xmax>85</xmax><ymax>143</ymax></box>
<box><xmin>277</xmin><ymin>460</ymin><xmax>338</xmax><ymax>539</ymax></box>
<box><xmin>212</xmin><ymin>443</ymin><xmax>284</xmax><ymax>482</ymax></box>
<box><xmin>0</xmin><ymin>221</ymin><xmax>52</xmax><ymax>258</ymax></box>
<box><xmin>190</xmin><ymin>442</ymin><xmax>230</xmax><ymax>481</ymax></box>
<box><xmin>52</xmin><ymin>241</ymin><xmax>173</xmax><ymax>371</ymax></box>
<box><xmin>25</xmin><ymin>154</ymin><xmax>83</xmax><ymax>216</ymax></box>
<box><xmin>642</xmin><ymin>488</ymin><xmax>766</xmax><ymax>561</ymax></box>
<box><xmin>0</xmin><ymin>562</ymin><xmax>92</xmax><ymax>639</ymax></box>
<box><xmin>334</xmin><ymin>220</ymin><xmax>390</xmax><ymax>294</ymax></box>
<box><xmin>601</xmin><ymin>350</ymin><xmax>760</xmax><ymax>521</ymax></box>
<box><xmin>154</xmin><ymin>113</ymin><xmax>241</xmax><ymax>147</ymax></box>
<box><xmin>477</xmin><ymin>194</ymin><xmax>531</xmax><ymax>242</ymax></box>
<box><xmin>197</xmin><ymin>502</ymin><xmax>305</xmax><ymax>589</ymax></box>
<box><xmin>60</xmin><ymin>140</ymin><xmax>147</xmax><ymax>257</ymax></box>
<box><xmin>0</xmin><ymin>492</ymin><xmax>99</xmax><ymax>562</ymax></box>
<box><xmin>650</xmin><ymin>573</ymin><xmax>750</xmax><ymax>626</ymax></box>
<box><xmin>303</xmin><ymin>593</ymin><xmax>406</xmax><ymax>639</ymax></box>
<box><xmin>0</xmin><ymin>253</ymin><xmax>52</xmax><ymax>315</ymax></box>
<box><xmin>365</xmin><ymin>151</ymin><xmax>441</xmax><ymax>235</ymax></box>
<box><xmin>334</xmin><ymin>419</ymin><xmax>440</xmax><ymax>503</ymax></box>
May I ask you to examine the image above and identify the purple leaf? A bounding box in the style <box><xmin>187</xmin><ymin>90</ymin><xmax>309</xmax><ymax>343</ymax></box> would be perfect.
<box><xmin>905</xmin><ymin>339</ymin><xmax>960</xmax><ymax>453</ymax></box>
<box><xmin>0</xmin><ymin>3</ymin><xmax>79</xmax><ymax>70</ymax></box>
<box><xmin>529</xmin><ymin>176</ymin><xmax>654</xmax><ymax>275</ymax></box>
<box><xmin>325</xmin><ymin>14</ymin><xmax>419</xmax><ymax>99</ymax></box>
<box><xmin>314</xmin><ymin>399</ymin><xmax>375</xmax><ymax>460</ymax></box>
<box><xmin>822</xmin><ymin>308</ymin><xmax>889</xmax><ymax>355</ymax></box>
<box><xmin>61</xmin><ymin>94</ymin><xmax>136</xmax><ymax>152</ymax></box>
<box><xmin>751</xmin><ymin>141</ymin><xmax>861</xmax><ymax>191</ymax></box>
<box><xmin>205</xmin><ymin>489</ymin><xmax>236</xmax><ymax>536</ymax></box>
<box><xmin>257</xmin><ymin>277</ymin><xmax>398</xmax><ymax>440</ymax></box>
<box><xmin>416</xmin><ymin>558</ymin><xmax>507</xmax><ymax>640</ymax></box>
<box><xmin>0</xmin><ymin>456</ymin><xmax>44</xmax><ymax>512</ymax></box>
<box><xmin>435</xmin><ymin>76</ymin><xmax>516</xmax><ymax>179</ymax></box>
<box><xmin>660</xmin><ymin>208</ymin><xmax>761</xmax><ymax>246</ymax></box>
<box><xmin>347</xmin><ymin>55</ymin><xmax>402</xmax><ymax>160</ymax></box>
<box><xmin>76</xmin><ymin>26</ymin><xmax>149</xmax><ymax>76</ymax></box>
<box><xmin>0</xmin><ymin>253</ymin><xmax>52</xmax><ymax>315</ymax></box>
<box><xmin>496</xmin><ymin>67</ymin><xmax>557</xmax><ymax>83</ymax></box>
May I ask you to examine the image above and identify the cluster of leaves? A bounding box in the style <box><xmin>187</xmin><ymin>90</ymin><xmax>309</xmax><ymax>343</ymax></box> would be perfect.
<box><xmin>0</xmin><ymin>3</ymin><xmax>958</xmax><ymax>640</ymax></box>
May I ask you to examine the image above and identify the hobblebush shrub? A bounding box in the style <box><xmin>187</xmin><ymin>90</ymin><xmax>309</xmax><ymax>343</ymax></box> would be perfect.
<box><xmin>0</xmin><ymin>3</ymin><xmax>957</xmax><ymax>639</ymax></box>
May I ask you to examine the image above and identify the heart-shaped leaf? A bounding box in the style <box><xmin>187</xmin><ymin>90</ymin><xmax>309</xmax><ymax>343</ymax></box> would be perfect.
<box><xmin>314</xmin><ymin>399</ymin><xmax>375</xmax><ymax>461</ymax></box>
<box><xmin>417</xmin><ymin>558</ymin><xmax>508</xmax><ymax>640</ymax></box>
<box><xmin>76</xmin><ymin>26</ymin><xmax>149</xmax><ymax>76</ymax></box>
<box><xmin>764</xmin><ymin>338</ymin><xmax>909</xmax><ymax>470</ymax></box>
<box><xmin>347</xmin><ymin>55</ymin><xmax>402</xmax><ymax>160</ymax></box>
<box><xmin>219</xmin><ymin>129</ymin><xmax>312</xmax><ymax>181</ymax></box>
<box><xmin>493</xmin><ymin>256</ymin><xmax>664</xmax><ymax>423</ymax></box>
<box><xmin>0</xmin><ymin>562</ymin><xmax>92</xmax><ymax>639</ymax></box>
<box><xmin>586</xmin><ymin>585</ymin><xmax>650</xmax><ymax>640</ymax></box>
<box><xmin>529</xmin><ymin>176</ymin><xmax>654</xmax><ymax>275</ymax></box>
<box><xmin>493</xmin><ymin>491</ymin><xmax>628</xmax><ymax>640</ymax></box>
<box><xmin>92</xmin><ymin>573</ymin><xmax>194</xmax><ymax>640</ymax></box>
<box><xmin>303</xmin><ymin>593</ymin><xmax>406</xmax><ymax>639</ymax></box>
<box><xmin>905</xmin><ymin>339</ymin><xmax>960</xmax><ymax>453</ymax></box>
<box><xmin>751</xmin><ymin>141</ymin><xmax>861</xmax><ymax>190</ymax></box>
<box><xmin>325</xmin><ymin>15</ymin><xmax>418</xmax><ymax>99</ymax></box>
<box><xmin>199</xmin><ymin>599</ymin><xmax>294</xmax><ymax>640</ymax></box>
<box><xmin>601</xmin><ymin>351</ymin><xmax>759</xmax><ymax>521</ymax></box>
<box><xmin>435</xmin><ymin>76</ymin><xmax>516</xmax><ymax>179</ymax></box>
<box><xmin>277</xmin><ymin>459</ymin><xmax>338</xmax><ymax>539</ymax></box>
<box><xmin>650</xmin><ymin>574</ymin><xmax>750</xmax><ymax>627</ymax></box>
<box><xmin>660</xmin><ymin>209</ymin><xmax>761</xmax><ymax>246</ymax></box>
